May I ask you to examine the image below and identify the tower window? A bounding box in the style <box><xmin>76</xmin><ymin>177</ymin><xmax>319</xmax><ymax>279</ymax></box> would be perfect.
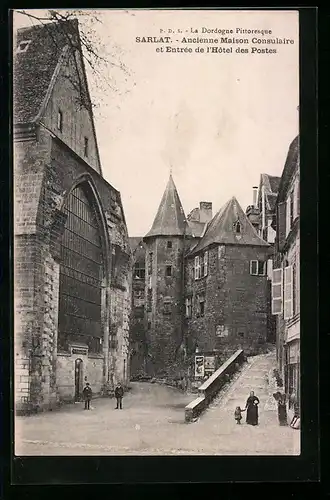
<box><xmin>166</xmin><ymin>265</ymin><xmax>172</xmax><ymax>277</ymax></box>
<box><xmin>84</xmin><ymin>137</ymin><xmax>89</xmax><ymax>157</ymax></box>
<box><xmin>167</xmin><ymin>241</ymin><xmax>172</xmax><ymax>249</ymax></box>
<box><xmin>250</xmin><ymin>260</ymin><xmax>266</xmax><ymax>276</ymax></box>
<box><xmin>57</xmin><ymin>109</ymin><xmax>63</xmax><ymax>131</ymax></box>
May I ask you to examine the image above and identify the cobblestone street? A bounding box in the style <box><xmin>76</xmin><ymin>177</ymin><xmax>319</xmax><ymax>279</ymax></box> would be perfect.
<box><xmin>15</xmin><ymin>353</ymin><xmax>300</xmax><ymax>456</ymax></box>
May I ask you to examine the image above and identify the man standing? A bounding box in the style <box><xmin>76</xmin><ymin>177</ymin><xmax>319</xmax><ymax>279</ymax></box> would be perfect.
<box><xmin>115</xmin><ymin>382</ymin><xmax>124</xmax><ymax>409</ymax></box>
<box><xmin>82</xmin><ymin>382</ymin><xmax>92</xmax><ymax>410</ymax></box>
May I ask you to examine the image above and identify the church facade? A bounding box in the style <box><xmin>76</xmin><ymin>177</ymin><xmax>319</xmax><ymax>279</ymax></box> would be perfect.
<box><xmin>130</xmin><ymin>175</ymin><xmax>271</xmax><ymax>380</ymax></box>
<box><xmin>14</xmin><ymin>19</ymin><xmax>132</xmax><ymax>413</ymax></box>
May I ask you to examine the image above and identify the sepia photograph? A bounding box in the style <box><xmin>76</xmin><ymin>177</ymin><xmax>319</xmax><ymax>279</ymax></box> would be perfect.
<box><xmin>13</xmin><ymin>8</ymin><xmax>300</xmax><ymax>458</ymax></box>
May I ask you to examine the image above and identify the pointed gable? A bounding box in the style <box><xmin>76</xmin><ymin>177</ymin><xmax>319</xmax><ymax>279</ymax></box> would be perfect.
<box><xmin>190</xmin><ymin>196</ymin><xmax>269</xmax><ymax>254</ymax></box>
<box><xmin>14</xmin><ymin>19</ymin><xmax>78</xmax><ymax>124</ymax></box>
<box><xmin>144</xmin><ymin>175</ymin><xmax>191</xmax><ymax>238</ymax></box>
<box><xmin>14</xmin><ymin>19</ymin><xmax>102</xmax><ymax>174</ymax></box>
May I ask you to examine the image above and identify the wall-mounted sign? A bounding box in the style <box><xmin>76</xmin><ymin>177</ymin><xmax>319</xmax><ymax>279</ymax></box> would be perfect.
<box><xmin>70</xmin><ymin>345</ymin><xmax>88</xmax><ymax>356</ymax></box>
<box><xmin>195</xmin><ymin>355</ymin><xmax>204</xmax><ymax>378</ymax></box>
<box><xmin>204</xmin><ymin>356</ymin><xmax>215</xmax><ymax>374</ymax></box>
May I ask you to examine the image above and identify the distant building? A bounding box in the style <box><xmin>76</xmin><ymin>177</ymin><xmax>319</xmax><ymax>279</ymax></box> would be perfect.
<box><xmin>271</xmin><ymin>136</ymin><xmax>300</xmax><ymax>409</ymax></box>
<box><xmin>129</xmin><ymin>174</ymin><xmax>271</xmax><ymax>380</ymax></box>
<box><xmin>246</xmin><ymin>174</ymin><xmax>281</xmax><ymax>343</ymax></box>
<box><xmin>14</xmin><ymin>19</ymin><xmax>132</xmax><ymax>413</ymax></box>
<box><xmin>129</xmin><ymin>238</ymin><xmax>147</xmax><ymax>378</ymax></box>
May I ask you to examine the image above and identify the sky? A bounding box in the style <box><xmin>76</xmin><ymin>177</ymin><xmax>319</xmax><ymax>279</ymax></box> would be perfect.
<box><xmin>13</xmin><ymin>9</ymin><xmax>299</xmax><ymax>237</ymax></box>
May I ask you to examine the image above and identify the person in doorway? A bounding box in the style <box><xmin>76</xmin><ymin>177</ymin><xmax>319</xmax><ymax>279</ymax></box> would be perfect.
<box><xmin>115</xmin><ymin>382</ymin><xmax>124</xmax><ymax>409</ymax></box>
<box><xmin>82</xmin><ymin>382</ymin><xmax>92</xmax><ymax>410</ymax></box>
<box><xmin>245</xmin><ymin>390</ymin><xmax>260</xmax><ymax>426</ymax></box>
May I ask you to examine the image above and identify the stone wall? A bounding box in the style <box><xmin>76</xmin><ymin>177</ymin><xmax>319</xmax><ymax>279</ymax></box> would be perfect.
<box><xmin>185</xmin><ymin>244</ymin><xmax>270</xmax><ymax>358</ymax></box>
<box><xmin>14</xmin><ymin>127</ymin><xmax>132</xmax><ymax>412</ymax></box>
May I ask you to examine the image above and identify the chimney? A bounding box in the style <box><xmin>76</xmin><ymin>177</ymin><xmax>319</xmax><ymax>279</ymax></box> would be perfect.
<box><xmin>199</xmin><ymin>202</ymin><xmax>213</xmax><ymax>223</ymax></box>
<box><xmin>252</xmin><ymin>186</ymin><xmax>258</xmax><ymax>208</ymax></box>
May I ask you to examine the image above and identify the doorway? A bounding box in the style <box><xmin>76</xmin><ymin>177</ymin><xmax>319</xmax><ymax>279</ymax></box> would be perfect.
<box><xmin>74</xmin><ymin>358</ymin><xmax>83</xmax><ymax>401</ymax></box>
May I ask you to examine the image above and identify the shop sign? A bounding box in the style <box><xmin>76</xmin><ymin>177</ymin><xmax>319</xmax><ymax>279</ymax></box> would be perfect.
<box><xmin>204</xmin><ymin>356</ymin><xmax>215</xmax><ymax>375</ymax></box>
<box><xmin>195</xmin><ymin>355</ymin><xmax>204</xmax><ymax>378</ymax></box>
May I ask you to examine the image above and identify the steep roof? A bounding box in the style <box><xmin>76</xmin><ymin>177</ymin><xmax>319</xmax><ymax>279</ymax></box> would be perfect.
<box><xmin>277</xmin><ymin>135</ymin><xmax>300</xmax><ymax>203</ymax></box>
<box><xmin>14</xmin><ymin>19</ymin><xmax>81</xmax><ymax>124</ymax></box>
<box><xmin>187</xmin><ymin>220</ymin><xmax>206</xmax><ymax>238</ymax></box>
<box><xmin>190</xmin><ymin>196</ymin><xmax>269</xmax><ymax>254</ymax></box>
<box><xmin>257</xmin><ymin>173</ymin><xmax>281</xmax><ymax>212</ymax></box>
<box><xmin>144</xmin><ymin>174</ymin><xmax>191</xmax><ymax>238</ymax></box>
<box><xmin>268</xmin><ymin>175</ymin><xmax>281</xmax><ymax>194</ymax></box>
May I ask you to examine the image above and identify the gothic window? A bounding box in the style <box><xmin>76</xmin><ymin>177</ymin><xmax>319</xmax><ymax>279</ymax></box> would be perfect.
<box><xmin>58</xmin><ymin>184</ymin><xmax>104</xmax><ymax>354</ymax></box>
<box><xmin>167</xmin><ymin>240</ymin><xmax>172</xmax><ymax>249</ymax></box>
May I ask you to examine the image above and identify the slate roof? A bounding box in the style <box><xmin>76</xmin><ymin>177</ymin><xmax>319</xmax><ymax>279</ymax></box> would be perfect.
<box><xmin>14</xmin><ymin>19</ymin><xmax>80</xmax><ymax>124</ymax></box>
<box><xmin>144</xmin><ymin>175</ymin><xmax>191</xmax><ymax>238</ymax></box>
<box><xmin>187</xmin><ymin>220</ymin><xmax>206</xmax><ymax>238</ymax></box>
<box><xmin>189</xmin><ymin>196</ymin><xmax>269</xmax><ymax>255</ymax></box>
<box><xmin>268</xmin><ymin>175</ymin><xmax>281</xmax><ymax>194</ymax></box>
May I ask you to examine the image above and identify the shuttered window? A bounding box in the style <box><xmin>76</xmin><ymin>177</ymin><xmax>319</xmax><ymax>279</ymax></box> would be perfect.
<box><xmin>271</xmin><ymin>268</ymin><xmax>283</xmax><ymax>315</ymax></box>
<box><xmin>286</xmin><ymin>196</ymin><xmax>291</xmax><ymax>237</ymax></box>
<box><xmin>203</xmin><ymin>251</ymin><xmax>208</xmax><ymax>277</ymax></box>
<box><xmin>284</xmin><ymin>266</ymin><xmax>294</xmax><ymax>320</ymax></box>
<box><xmin>277</xmin><ymin>201</ymin><xmax>287</xmax><ymax>251</ymax></box>
<box><xmin>194</xmin><ymin>256</ymin><xmax>201</xmax><ymax>280</ymax></box>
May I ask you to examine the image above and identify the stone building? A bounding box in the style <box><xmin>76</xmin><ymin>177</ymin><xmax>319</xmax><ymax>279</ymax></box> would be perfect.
<box><xmin>14</xmin><ymin>19</ymin><xmax>132</xmax><ymax>413</ymax></box>
<box><xmin>143</xmin><ymin>175</ymin><xmax>191</xmax><ymax>378</ymax></box>
<box><xmin>130</xmin><ymin>174</ymin><xmax>271</xmax><ymax>380</ymax></box>
<box><xmin>246</xmin><ymin>175</ymin><xmax>281</xmax><ymax>343</ymax></box>
<box><xmin>129</xmin><ymin>238</ymin><xmax>147</xmax><ymax>379</ymax></box>
<box><xmin>185</xmin><ymin>196</ymin><xmax>271</xmax><ymax>367</ymax></box>
<box><xmin>271</xmin><ymin>136</ymin><xmax>300</xmax><ymax>409</ymax></box>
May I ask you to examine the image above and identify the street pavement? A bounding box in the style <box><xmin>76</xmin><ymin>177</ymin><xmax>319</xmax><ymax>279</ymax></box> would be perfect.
<box><xmin>15</xmin><ymin>352</ymin><xmax>300</xmax><ymax>456</ymax></box>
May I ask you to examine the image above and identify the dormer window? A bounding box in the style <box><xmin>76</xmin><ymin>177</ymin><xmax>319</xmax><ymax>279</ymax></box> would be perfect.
<box><xmin>233</xmin><ymin>220</ymin><xmax>241</xmax><ymax>233</ymax></box>
<box><xmin>16</xmin><ymin>40</ymin><xmax>31</xmax><ymax>53</ymax></box>
<box><xmin>84</xmin><ymin>137</ymin><xmax>89</xmax><ymax>157</ymax></box>
<box><xmin>57</xmin><ymin>109</ymin><xmax>63</xmax><ymax>132</ymax></box>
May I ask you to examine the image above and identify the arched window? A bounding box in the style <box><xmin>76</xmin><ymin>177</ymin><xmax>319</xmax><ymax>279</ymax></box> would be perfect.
<box><xmin>58</xmin><ymin>184</ymin><xmax>104</xmax><ymax>354</ymax></box>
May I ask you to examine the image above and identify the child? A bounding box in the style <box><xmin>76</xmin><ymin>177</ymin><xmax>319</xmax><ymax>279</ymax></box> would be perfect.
<box><xmin>234</xmin><ymin>406</ymin><xmax>245</xmax><ymax>424</ymax></box>
<box><xmin>82</xmin><ymin>382</ymin><xmax>92</xmax><ymax>410</ymax></box>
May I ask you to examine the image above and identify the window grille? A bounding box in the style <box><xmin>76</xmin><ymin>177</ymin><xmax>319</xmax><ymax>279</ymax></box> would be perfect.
<box><xmin>58</xmin><ymin>184</ymin><xmax>103</xmax><ymax>353</ymax></box>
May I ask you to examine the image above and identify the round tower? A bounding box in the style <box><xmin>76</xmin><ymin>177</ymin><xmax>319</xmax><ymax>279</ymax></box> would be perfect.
<box><xmin>143</xmin><ymin>174</ymin><xmax>191</xmax><ymax>379</ymax></box>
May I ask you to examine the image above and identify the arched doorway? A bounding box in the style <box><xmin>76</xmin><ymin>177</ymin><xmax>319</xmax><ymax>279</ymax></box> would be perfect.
<box><xmin>74</xmin><ymin>358</ymin><xmax>83</xmax><ymax>401</ymax></box>
<box><xmin>57</xmin><ymin>182</ymin><xmax>105</xmax><ymax>356</ymax></box>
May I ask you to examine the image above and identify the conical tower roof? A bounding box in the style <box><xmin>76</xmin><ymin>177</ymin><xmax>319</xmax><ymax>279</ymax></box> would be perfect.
<box><xmin>190</xmin><ymin>196</ymin><xmax>269</xmax><ymax>254</ymax></box>
<box><xmin>144</xmin><ymin>174</ymin><xmax>191</xmax><ymax>238</ymax></box>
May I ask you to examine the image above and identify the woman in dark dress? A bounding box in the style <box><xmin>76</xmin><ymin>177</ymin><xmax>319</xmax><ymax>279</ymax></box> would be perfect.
<box><xmin>245</xmin><ymin>391</ymin><xmax>260</xmax><ymax>425</ymax></box>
